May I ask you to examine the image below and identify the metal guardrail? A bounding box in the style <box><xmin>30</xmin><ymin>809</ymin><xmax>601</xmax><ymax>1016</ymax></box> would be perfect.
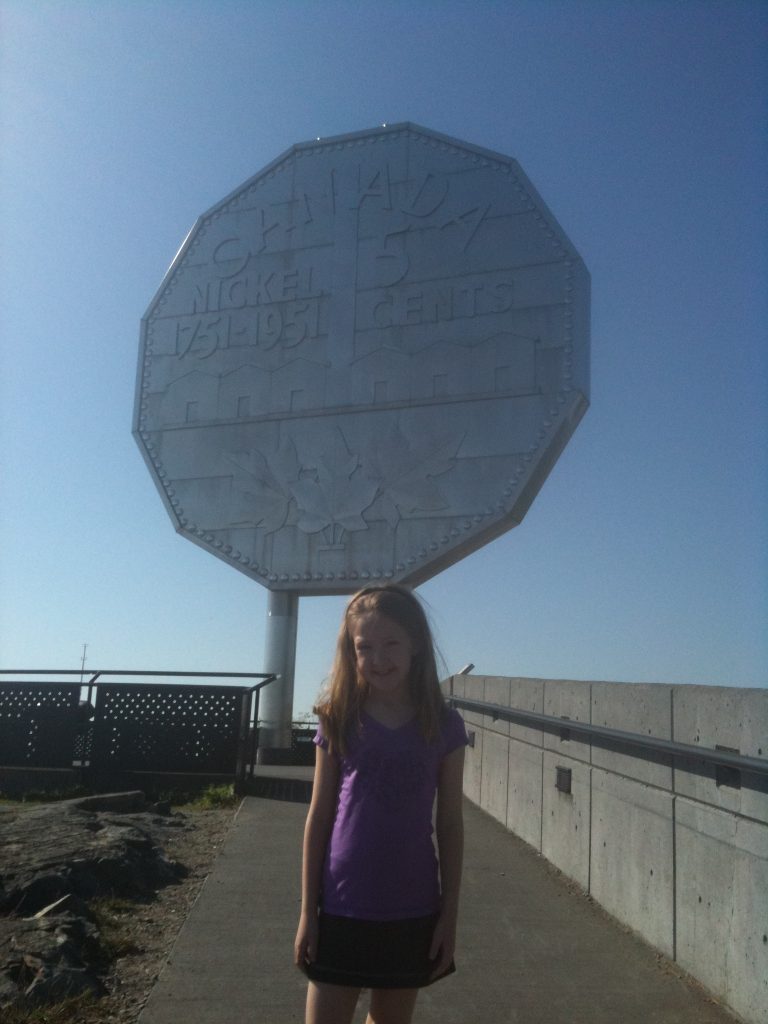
<box><xmin>448</xmin><ymin>694</ymin><xmax>768</xmax><ymax>777</ymax></box>
<box><xmin>0</xmin><ymin>669</ymin><xmax>280</xmax><ymax>783</ymax></box>
<box><xmin>1</xmin><ymin>668</ymin><xmax>274</xmax><ymax>690</ymax></box>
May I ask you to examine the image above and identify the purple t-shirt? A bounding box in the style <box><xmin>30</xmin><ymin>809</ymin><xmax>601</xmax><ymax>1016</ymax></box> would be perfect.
<box><xmin>315</xmin><ymin>707</ymin><xmax>467</xmax><ymax>921</ymax></box>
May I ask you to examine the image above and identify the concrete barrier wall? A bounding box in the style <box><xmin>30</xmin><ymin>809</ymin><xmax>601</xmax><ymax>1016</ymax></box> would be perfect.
<box><xmin>447</xmin><ymin>675</ymin><xmax>768</xmax><ymax>1024</ymax></box>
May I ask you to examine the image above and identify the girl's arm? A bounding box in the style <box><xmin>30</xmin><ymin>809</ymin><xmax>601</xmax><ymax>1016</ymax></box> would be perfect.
<box><xmin>429</xmin><ymin>742</ymin><xmax>466</xmax><ymax>977</ymax></box>
<box><xmin>294</xmin><ymin>743</ymin><xmax>339</xmax><ymax>967</ymax></box>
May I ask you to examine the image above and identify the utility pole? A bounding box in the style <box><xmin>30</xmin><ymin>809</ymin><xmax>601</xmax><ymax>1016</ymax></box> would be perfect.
<box><xmin>79</xmin><ymin>643</ymin><xmax>88</xmax><ymax>684</ymax></box>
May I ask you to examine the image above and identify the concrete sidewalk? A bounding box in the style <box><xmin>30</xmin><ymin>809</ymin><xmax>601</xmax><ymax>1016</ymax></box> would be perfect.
<box><xmin>139</xmin><ymin>797</ymin><xmax>738</xmax><ymax>1024</ymax></box>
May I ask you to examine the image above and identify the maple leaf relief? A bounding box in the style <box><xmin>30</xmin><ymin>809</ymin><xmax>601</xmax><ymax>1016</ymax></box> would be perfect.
<box><xmin>289</xmin><ymin>450</ymin><xmax>378</xmax><ymax>535</ymax></box>
<box><xmin>224</xmin><ymin>439</ymin><xmax>299</xmax><ymax>534</ymax></box>
<box><xmin>366</xmin><ymin>425</ymin><xmax>462</xmax><ymax>525</ymax></box>
<box><xmin>223</xmin><ymin>425</ymin><xmax>461</xmax><ymax>544</ymax></box>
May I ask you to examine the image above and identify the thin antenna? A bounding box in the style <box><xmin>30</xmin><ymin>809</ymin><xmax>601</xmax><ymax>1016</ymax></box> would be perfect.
<box><xmin>80</xmin><ymin>643</ymin><xmax>88</xmax><ymax>684</ymax></box>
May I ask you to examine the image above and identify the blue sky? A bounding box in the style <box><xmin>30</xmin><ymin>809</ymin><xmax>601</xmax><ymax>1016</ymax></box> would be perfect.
<box><xmin>1</xmin><ymin>0</ymin><xmax>766</xmax><ymax>714</ymax></box>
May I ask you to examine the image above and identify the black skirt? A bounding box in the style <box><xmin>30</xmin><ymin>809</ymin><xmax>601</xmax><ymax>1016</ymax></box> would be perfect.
<box><xmin>302</xmin><ymin>911</ymin><xmax>456</xmax><ymax>989</ymax></box>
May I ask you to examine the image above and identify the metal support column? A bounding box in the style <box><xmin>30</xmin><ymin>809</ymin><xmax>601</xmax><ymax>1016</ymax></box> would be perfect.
<box><xmin>257</xmin><ymin>591</ymin><xmax>299</xmax><ymax>764</ymax></box>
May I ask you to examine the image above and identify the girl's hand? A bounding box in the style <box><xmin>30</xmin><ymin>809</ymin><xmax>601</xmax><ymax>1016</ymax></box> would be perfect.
<box><xmin>428</xmin><ymin>912</ymin><xmax>457</xmax><ymax>980</ymax></box>
<box><xmin>294</xmin><ymin>910</ymin><xmax>319</xmax><ymax>969</ymax></box>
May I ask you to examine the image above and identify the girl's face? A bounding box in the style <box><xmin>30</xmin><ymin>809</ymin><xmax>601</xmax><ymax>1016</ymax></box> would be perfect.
<box><xmin>350</xmin><ymin>612</ymin><xmax>415</xmax><ymax>700</ymax></box>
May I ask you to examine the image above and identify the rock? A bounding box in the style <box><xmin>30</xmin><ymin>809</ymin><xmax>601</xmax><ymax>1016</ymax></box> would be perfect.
<box><xmin>0</xmin><ymin>915</ymin><xmax>106</xmax><ymax>1006</ymax></box>
<box><xmin>66</xmin><ymin>791</ymin><xmax>147</xmax><ymax>814</ymax></box>
<box><xmin>0</xmin><ymin>798</ymin><xmax>186</xmax><ymax>915</ymax></box>
<box><xmin>0</xmin><ymin>794</ymin><xmax>189</xmax><ymax>1010</ymax></box>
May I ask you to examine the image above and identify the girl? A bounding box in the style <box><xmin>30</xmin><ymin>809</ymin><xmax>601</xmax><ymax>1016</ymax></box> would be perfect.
<box><xmin>294</xmin><ymin>584</ymin><xmax>468</xmax><ymax>1024</ymax></box>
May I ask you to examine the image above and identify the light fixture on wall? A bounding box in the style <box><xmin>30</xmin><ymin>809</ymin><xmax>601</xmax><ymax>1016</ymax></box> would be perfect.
<box><xmin>555</xmin><ymin>766</ymin><xmax>572</xmax><ymax>795</ymax></box>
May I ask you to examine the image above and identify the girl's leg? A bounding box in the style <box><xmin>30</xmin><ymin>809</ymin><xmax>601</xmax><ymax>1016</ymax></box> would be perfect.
<box><xmin>306</xmin><ymin>980</ymin><xmax>361</xmax><ymax>1024</ymax></box>
<box><xmin>366</xmin><ymin>987</ymin><xmax>419</xmax><ymax>1024</ymax></box>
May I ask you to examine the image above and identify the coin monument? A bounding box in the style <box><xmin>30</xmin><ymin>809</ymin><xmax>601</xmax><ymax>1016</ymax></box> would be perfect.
<box><xmin>134</xmin><ymin>123</ymin><xmax>590</xmax><ymax>755</ymax></box>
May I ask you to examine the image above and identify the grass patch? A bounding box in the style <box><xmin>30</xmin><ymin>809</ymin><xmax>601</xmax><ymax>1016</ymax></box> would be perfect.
<box><xmin>0</xmin><ymin>781</ymin><xmax>240</xmax><ymax>809</ymax></box>
<box><xmin>1</xmin><ymin>991</ymin><xmax>98</xmax><ymax>1024</ymax></box>
<box><xmin>0</xmin><ymin>781</ymin><xmax>240</xmax><ymax>812</ymax></box>
<box><xmin>182</xmin><ymin>782</ymin><xmax>239</xmax><ymax>810</ymax></box>
<box><xmin>0</xmin><ymin>786</ymin><xmax>91</xmax><ymax>805</ymax></box>
<box><xmin>88</xmin><ymin>896</ymin><xmax>143</xmax><ymax>961</ymax></box>
<box><xmin>149</xmin><ymin>781</ymin><xmax>239</xmax><ymax>810</ymax></box>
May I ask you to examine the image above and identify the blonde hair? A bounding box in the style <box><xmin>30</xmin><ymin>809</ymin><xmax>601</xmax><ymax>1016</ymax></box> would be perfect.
<box><xmin>314</xmin><ymin>584</ymin><xmax>446</xmax><ymax>756</ymax></box>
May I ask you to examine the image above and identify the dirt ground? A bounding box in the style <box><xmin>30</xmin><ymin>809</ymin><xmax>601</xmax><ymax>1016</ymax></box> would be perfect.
<box><xmin>14</xmin><ymin>802</ymin><xmax>238</xmax><ymax>1024</ymax></box>
<box><xmin>93</xmin><ymin>805</ymin><xmax>236</xmax><ymax>1024</ymax></box>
